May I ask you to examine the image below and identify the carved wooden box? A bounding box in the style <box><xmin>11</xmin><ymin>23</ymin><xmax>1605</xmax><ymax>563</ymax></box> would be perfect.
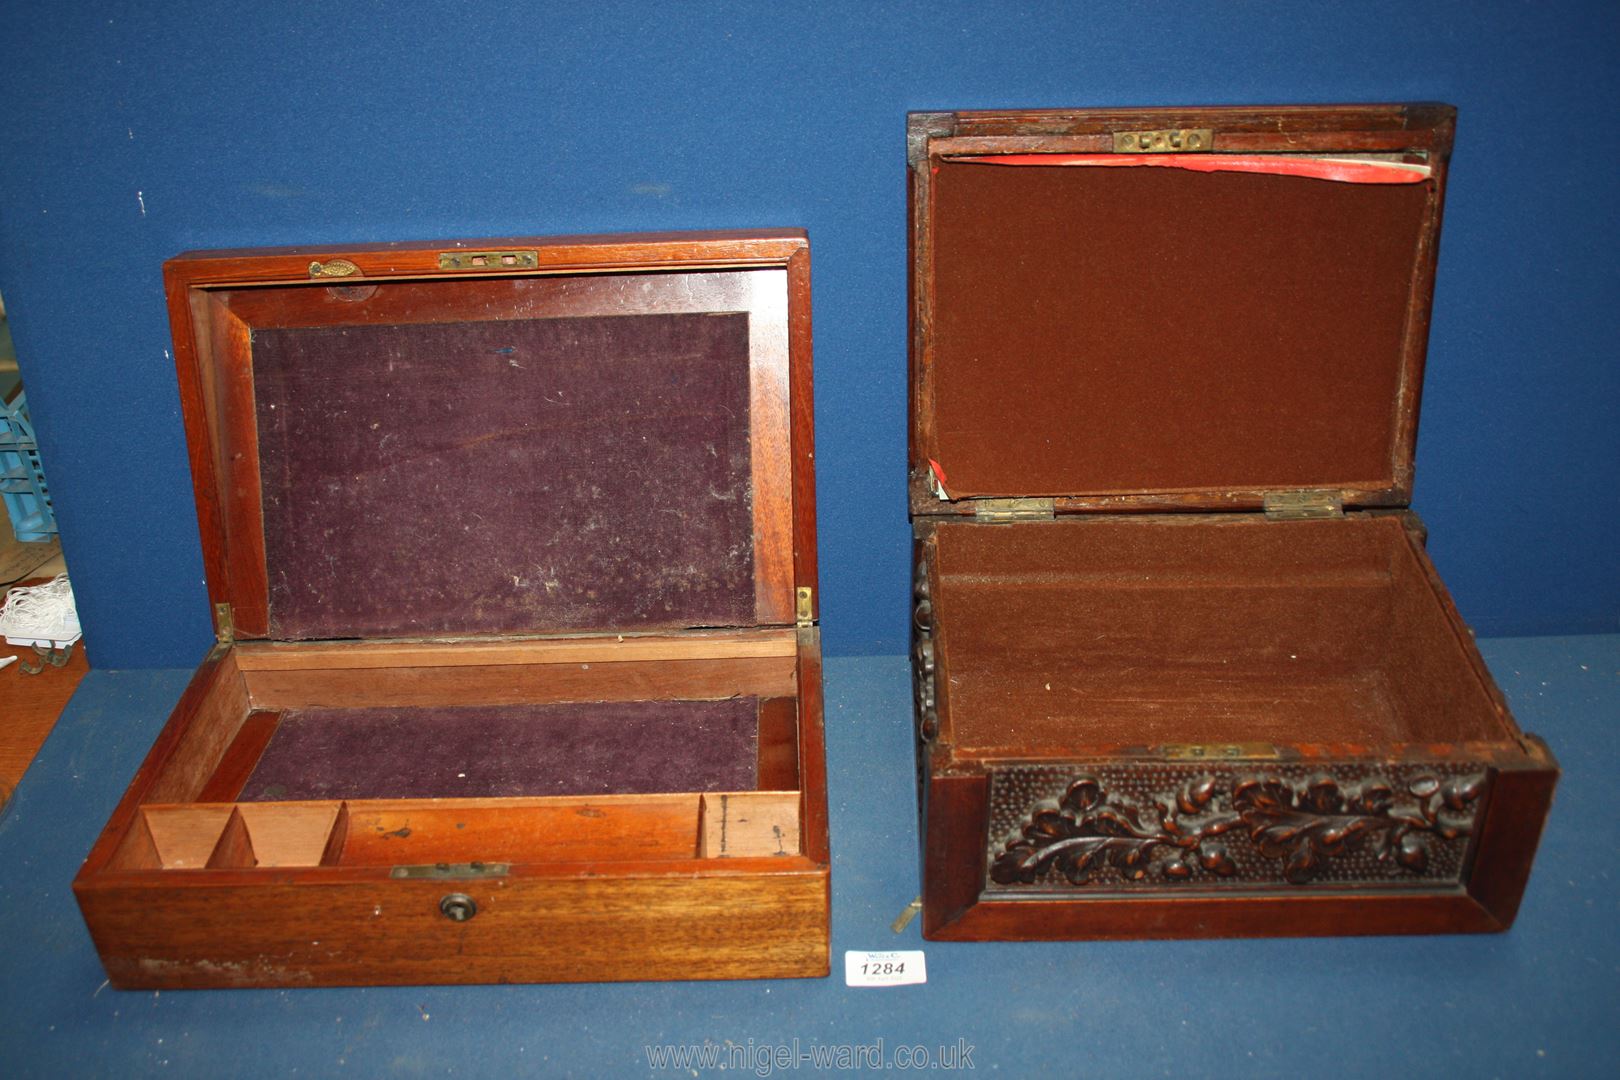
<box><xmin>74</xmin><ymin>231</ymin><xmax>829</xmax><ymax>986</ymax></box>
<box><xmin>907</xmin><ymin>105</ymin><xmax>1557</xmax><ymax>939</ymax></box>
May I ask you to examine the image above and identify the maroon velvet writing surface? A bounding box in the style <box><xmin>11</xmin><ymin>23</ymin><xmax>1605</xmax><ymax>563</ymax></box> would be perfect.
<box><xmin>929</xmin><ymin>161</ymin><xmax>1430</xmax><ymax>497</ymax></box>
<box><xmin>238</xmin><ymin>699</ymin><xmax>759</xmax><ymax>800</ymax></box>
<box><xmin>253</xmin><ymin>312</ymin><xmax>754</xmax><ymax>640</ymax></box>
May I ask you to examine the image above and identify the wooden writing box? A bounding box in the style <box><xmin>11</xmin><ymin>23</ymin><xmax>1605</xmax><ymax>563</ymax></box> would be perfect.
<box><xmin>907</xmin><ymin>105</ymin><xmax>1557</xmax><ymax>939</ymax></box>
<box><xmin>74</xmin><ymin>231</ymin><xmax>829</xmax><ymax>987</ymax></box>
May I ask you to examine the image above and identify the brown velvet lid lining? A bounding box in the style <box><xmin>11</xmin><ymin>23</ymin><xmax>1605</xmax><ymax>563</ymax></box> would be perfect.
<box><xmin>926</xmin><ymin>160</ymin><xmax>1432</xmax><ymax>499</ymax></box>
<box><xmin>254</xmin><ymin>312</ymin><xmax>755</xmax><ymax>640</ymax></box>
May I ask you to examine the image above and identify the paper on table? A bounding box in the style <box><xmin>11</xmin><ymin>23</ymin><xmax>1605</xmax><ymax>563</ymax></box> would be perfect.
<box><xmin>0</xmin><ymin>574</ymin><xmax>80</xmax><ymax>648</ymax></box>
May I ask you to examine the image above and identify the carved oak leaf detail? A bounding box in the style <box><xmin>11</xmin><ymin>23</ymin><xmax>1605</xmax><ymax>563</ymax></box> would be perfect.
<box><xmin>990</xmin><ymin>776</ymin><xmax>1240</xmax><ymax>886</ymax></box>
<box><xmin>1232</xmin><ymin>773</ymin><xmax>1486</xmax><ymax>884</ymax></box>
<box><xmin>990</xmin><ymin>770</ymin><xmax>1487</xmax><ymax>888</ymax></box>
<box><xmin>911</xmin><ymin>558</ymin><xmax>938</xmax><ymax>742</ymax></box>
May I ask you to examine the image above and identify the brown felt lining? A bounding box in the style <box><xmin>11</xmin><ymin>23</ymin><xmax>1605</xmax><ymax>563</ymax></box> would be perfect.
<box><xmin>928</xmin><ymin>161</ymin><xmax>1431</xmax><ymax>496</ymax></box>
<box><xmin>237</xmin><ymin>698</ymin><xmax>760</xmax><ymax>800</ymax></box>
<box><xmin>253</xmin><ymin>312</ymin><xmax>754</xmax><ymax>640</ymax></box>
<box><xmin>930</xmin><ymin>516</ymin><xmax>1509</xmax><ymax>756</ymax></box>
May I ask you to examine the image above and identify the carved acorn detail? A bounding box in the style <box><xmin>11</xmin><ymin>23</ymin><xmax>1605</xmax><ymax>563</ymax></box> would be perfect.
<box><xmin>990</xmin><ymin>769</ymin><xmax>1486</xmax><ymax>888</ymax></box>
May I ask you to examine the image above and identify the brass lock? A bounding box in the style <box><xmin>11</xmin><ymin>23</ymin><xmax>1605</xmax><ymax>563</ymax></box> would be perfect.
<box><xmin>438</xmin><ymin>893</ymin><xmax>478</xmax><ymax>922</ymax></box>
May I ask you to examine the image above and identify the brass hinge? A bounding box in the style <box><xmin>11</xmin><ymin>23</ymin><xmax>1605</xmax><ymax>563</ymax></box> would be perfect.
<box><xmin>795</xmin><ymin>586</ymin><xmax>814</xmax><ymax>627</ymax></box>
<box><xmin>1112</xmin><ymin>128</ymin><xmax>1214</xmax><ymax>153</ymax></box>
<box><xmin>1262</xmin><ymin>490</ymin><xmax>1344</xmax><ymax>521</ymax></box>
<box><xmin>974</xmin><ymin>497</ymin><xmax>1055</xmax><ymax>523</ymax></box>
<box><xmin>211</xmin><ymin>601</ymin><xmax>235</xmax><ymax>651</ymax></box>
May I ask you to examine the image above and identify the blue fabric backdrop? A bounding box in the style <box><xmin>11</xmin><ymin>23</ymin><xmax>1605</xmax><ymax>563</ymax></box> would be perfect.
<box><xmin>1</xmin><ymin>1</ymin><xmax>1615</xmax><ymax>667</ymax></box>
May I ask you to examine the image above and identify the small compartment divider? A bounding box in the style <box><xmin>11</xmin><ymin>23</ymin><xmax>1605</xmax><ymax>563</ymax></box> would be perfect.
<box><xmin>235</xmin><ymin>802</ymin><xmax>343</xmax><ymax>866</ymax></box>
<box><xmin>320</xmin><ymin>803</ymin><xmax>350</xmax><ymax>866</ymax></box>
<box><xmin>133</xmin><ymin>803</ymin><xmax>341</xmax><ymax>870</ymax></box>
<box><xmin>204</xmin><ymin>808</ymin><xmax>256</xmax><ymax>869</ymax></box>
<box><xmin>141</xmin><ymin>806</ymin><xmax>235</xmax><ymax>868</ymax></box>
<box><xmin>125</xmin><ymin>791</ymin><xmax>802</xmax><ymax>871</ymax></box>
<box><xmin>698</xmin><ymin>792</ymin><xmax>801</xmax><ymax>858</ymax></box>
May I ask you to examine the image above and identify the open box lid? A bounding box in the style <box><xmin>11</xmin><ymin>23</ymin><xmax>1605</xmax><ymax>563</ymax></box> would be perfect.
<box><xmin>165</xmin><ymin>231</ymin><xmax>817</xmax><ymax>645</ymax></box>
<box><xmin>908</xmin><ymin>104</ymin><xmax>1454</xmax><ymax>517</ymax></box>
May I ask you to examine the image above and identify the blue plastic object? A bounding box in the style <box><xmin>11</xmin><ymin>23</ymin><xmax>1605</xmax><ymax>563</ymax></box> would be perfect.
<box><xmin>0</xmin><ymin>390</ymin><xmax>56</xmax><ymax>542</ymax></box>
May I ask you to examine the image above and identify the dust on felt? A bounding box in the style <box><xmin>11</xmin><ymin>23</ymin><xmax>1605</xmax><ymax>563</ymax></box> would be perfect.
<box><xmin>243</xmin><ymin>700</ymin><xmax>761</xmax><ymax>799</ymax></box>
<box><xmin>256</xmin><ymin>313</ymin><xmax>756</xmax><ymax>638</ymax></box>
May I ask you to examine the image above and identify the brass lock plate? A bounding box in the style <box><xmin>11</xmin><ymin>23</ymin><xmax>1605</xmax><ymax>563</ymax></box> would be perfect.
<box><xmin>390</xmin><ymin>861</ymin><xmax>510</xmax><ymax>880</ymax></box>
<box><xmin>438</xmin><ymin>250</ymin><xmax>540</xmax><ymax>271</ymax></box>
<box><xmin>1160</xmin><ymin>742</ymin><xmax>1281</xmax><ymax>761</ymax></box>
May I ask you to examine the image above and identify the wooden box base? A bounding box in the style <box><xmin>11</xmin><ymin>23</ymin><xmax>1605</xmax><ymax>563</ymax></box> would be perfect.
<box><xmin>914</xmin><ymin>514</ymin><xmax>1557</xmax><ymax>940</ymax></box>
<box><xmin>75</xmin><ymin>628</ymin><xmax>830</xmax><ymax>987</ymax></box>
<box><xmin>76</xmin><ymin>230</ymin><xmax>827</xmax><ymax>986</ymax></box>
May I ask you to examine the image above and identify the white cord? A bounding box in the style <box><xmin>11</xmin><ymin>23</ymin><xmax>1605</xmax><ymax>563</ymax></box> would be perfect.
<box><xmin>0</xmin><ymin>574</ymin><xmax>82</xmax><ymax>647</ymax></box>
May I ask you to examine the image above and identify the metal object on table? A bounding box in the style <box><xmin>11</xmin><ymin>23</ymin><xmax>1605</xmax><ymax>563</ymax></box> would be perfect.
<box><xmin>17</xmin><ymin>641</ymin><xmax>72</xmax><ymax>675</ymax></box>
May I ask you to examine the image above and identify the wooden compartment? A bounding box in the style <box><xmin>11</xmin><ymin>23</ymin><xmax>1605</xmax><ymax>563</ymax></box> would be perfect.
<box><xmin>75</xmin><ymin>231</ymin><xmax>829</xmax><ymax>987</ymax></box>
<box><xmin>907</xmin><ymin>105</ymin><xmax>1556</xmax><ymax>940</ymax></box>
<box><xmin>927</xmin><ymin>516</ymin><xmax>1513</xmax><ymax>752</ymax></box>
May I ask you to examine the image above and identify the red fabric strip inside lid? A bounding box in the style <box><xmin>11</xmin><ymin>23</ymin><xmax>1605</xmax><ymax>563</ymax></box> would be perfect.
<box><xmin>948</xmin><ymin>154</ymin><xmax>1430</xmax><ymax>184</ymax></box>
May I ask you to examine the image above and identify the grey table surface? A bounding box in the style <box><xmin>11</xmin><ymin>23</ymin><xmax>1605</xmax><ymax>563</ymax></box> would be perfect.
<box><xmin>1</xmin><ymin>636</ymin><xmax>1616</xmax><ymax>1079</ymax></box>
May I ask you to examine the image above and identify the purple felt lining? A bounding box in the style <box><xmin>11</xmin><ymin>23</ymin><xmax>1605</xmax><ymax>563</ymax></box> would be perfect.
<box><xmin>252</xmin><ymin>313</ymin><xmax>755</xmax><ymax>640</ymax></box>
<box><xmin>237</xmin><ymin>699</ymin><xmax>760</xmax><ymax>800</ymax></box>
